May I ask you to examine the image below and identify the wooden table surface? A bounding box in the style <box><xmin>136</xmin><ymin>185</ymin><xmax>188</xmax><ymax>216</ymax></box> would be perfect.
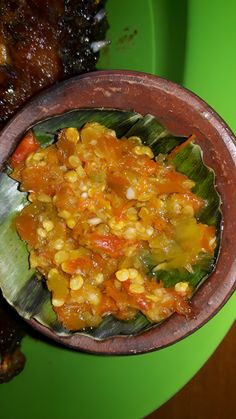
<box><xmin>147</xmin><ymin>321</ymin><xmax>236</xmax><ymax>419</ymax></box>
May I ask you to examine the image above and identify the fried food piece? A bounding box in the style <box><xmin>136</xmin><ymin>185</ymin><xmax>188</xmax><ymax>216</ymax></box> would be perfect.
<box><xmin>0</xmin><ymin>0</ymin><xmax>108</xmax><ymax>127</ymax></box>
<box><xmin>0</xmin><ymin>292</ymin><xmax>25</xmax><ymax>383</ymax></box>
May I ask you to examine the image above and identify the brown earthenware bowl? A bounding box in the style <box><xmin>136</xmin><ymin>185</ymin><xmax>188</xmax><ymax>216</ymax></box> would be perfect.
<box><xmin>0</xmin><ymin>70</ymin><xmax>235</xmax><ymax>354</ymax></box>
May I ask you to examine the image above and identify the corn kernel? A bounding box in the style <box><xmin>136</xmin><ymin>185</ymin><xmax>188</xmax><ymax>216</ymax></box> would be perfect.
<box><xmin>28</xmin><ymin>193</ymin><xmax>36</xmax><ymax>202</ymax></box>
<box><xmin>129</xmin><ymin>284</ymin><xmax>145</xmax><ymax>294</ymax></box>
<box><xmin>109</xmin><ymin>218</ymin><xmax>125</xmax><ymax>230</ymax></box>
<box><xmin>124</xmin><ymin>246</ymin><xmax>137</xmax><ymax>257</ymax></box>
<box><xmin>139</xmin><ymin>207</ymin><xmax>149</xmax><ymax>219</ymax></box>
<box><xmin>135</xmin><ymin>221</ymin><xmax>146</xmax><ymax>233</ymax></box>
<box><xmin>60</xmin><ymin>262</ymin><xmax>70</xmax><ymax>273</ymax></box>
<box><xmin>88</xmin><ymin>217</ymin><xmax>102</xmax><ymax>226</ymax></box>
<box><xmin>48</xmin><ymin>268</ymin><xmax>59</xmax><ymax>280</ymax></box>
<box><xmin>115</xmin><ymin>269</ymin><xmax>129</xmax><ymax>282</ymax></box>
<box><xmin>42</xmin><ymin>220</ymin><xmax>54</xmax><ymax>232</ymax></box>
<box><xmin>37</xmin><ymin>193</ymin><xmax>52</xmax><ymax>203</ymax></box>
<box><xmin>52</xmin><ymin>298</ymin><xmax>65</xmax><ymax>307</ymax></box>
<box><xmin>76</xmin><ymin>166</ymin><xmax>86</xmax><ymax>177</ymax></box>
<box><xmin>58</xmin><ymin>210</ymin><xmax>71</xmax><ymax>219</ymax></box>
<box><xmin>119</xmin><ymin>257</ymin><xmax>132</xmax><ymax>270</ymax></box>
<box><xmin>128</xmin><ymin>268</ymin><xmax>138</xmax><ymax>279</ymax></box>
<box><xmin>68</xmin><ymin>249</ymin><xmax>83</xmax><ymax>260</ymax></box>
<box><xmin>124</xmin><ymin>227</ymin><xmax>137</xmax><ymax>240</ymax></box>
<box><xmin>134</xmin><ymin>145</ymin><xmax>154</xmax><ymax>158</ymax></box>
<box><xmin>182</xmin><ymin>205</ymin><xmax>194</xmax><ymax>216</ymax></box>
<box><xmin>109</xmin><ymin>129</ymin><xmax>116</xmax><ymax>137</ymax></box>
<box><xmin>126</xmin><ymin>207</ymin><xmax>138</xmax><ymax>221</ymax></box>
<box><xmin>94</xmin><ymin>149</ymin><xmax>105</xmax><ymax>158</ymax></box>
<box><xmin>88</xmin><ymin>188</ymin><xmax>95</xmax><ymax>198</ymax></box>
<box><xmin>37</xmin><ymin>227</ymin><xmax>47</xmax><ymax>238</ymax></box>
<box><xmin>114</xmin><ymin>280</ymin><xmax>122</xmax><ymax>290</ymax></box>
<box><xmin>70</xmin><ymin>293</ymin><xmax>85</xmax><ymax>304</ymax></box>
<box><xmin>54</xmin><ymin>250</ymin><xmax>69</xmax><ymax>265</ymax></box>
<box><xmin>126</xmin><ymin>187</ymin><xmax>136</xmax><ymax>200</ymax></box>
<box><xmin>59</xmin><ymin>165</ymin><xmax>67</xmax><ymax>172</ymax></box>
<box><xmin>169</xmin><ymin>200</ymin><xmax>181</xmax><ymax>215</ymax></box>
<box><xmin>146</xmin><ymin>226</ymin><xmax>154</xmax><ymax>236</ymax></box>
<box><xmin>175</xmin><ymin>282</ymin><xmax>189</xmax><ymax>294</ymax></box>
<box><xmin>52</xmin><ymin>239</ymin><xmax>65</xmax><ymax>250</ymax></box>
<box><xmin>154</xmin><ymin>288</ymin><xmax>165</xmax><ymax>298</ymax></box>
<box><xmin>128</xmin><ymin>136</ymin><xmax>142</xmax><ymax>144</ymax></box>
<box><xmin>183</xmin><ymin>179</ymin><xmax>195</xmax><ymax>189</ymax></box>
<box><xmin>137</xmin><ymin>191</ymin><xmax>154</xmax><ymax>202</ymax></box>
<box><xmin>66</xmin><ymin>127</ymin><xmax>80</xmax><ymax>143</ymax></box>
<box><xmin>70</xmin><ymin>275</ymin><xmax>84</xmax><ymax>291</ymax></box>
<box><xmin>68</xmin><ymin>155</ymin><xmax>81</xmax><ymax>168</ymax></box>
<box><xmin>29</xmin><ymin>253</ymin><xmax>38</xmax><ymax>268</ymax></box>
<box><xmin>87</xmin><ymin>291</ymin><xmax>101</xmax><ymax>306</ymax></box>
<box><xmin>64</xmin><ymin>170</ymin><xmax>78</xmax><ymax>183</ymax></box>
<box><xmin>79</xmin><ymin>182</ymin><xmax>88</xmax><ymax>192</ymax></box>
<box><xmin>32</xmin><ymin>152</ymin><xmax>45</xmax><ymax>161</ymax></box>
<box><xmin>81</xmin><ymin>192</ymin><xmax>88</xmax><ymax>199</ymax></box>
<box><xmin>146</xmin><ymin>294</ymin><xmax>159</xmax><ymax>302</ymax></box>
<box><xmin>131</xmin><ymin>273</ymin><xmax>144</xmax><ymax>284</ymax></box>
<box><xmin>26</xmin><ymin>153</ymin><xmax>34</xmax><ymax>165</ymax></box>
<box><xmin>66</xmin><ymin>218</ymin><xmax>77</xmax><ymax>229</ymax></box>
<box><xmin>94</xmin><ymin>273</ymin><xmax>104</xmax><ymax>284</ymax></box>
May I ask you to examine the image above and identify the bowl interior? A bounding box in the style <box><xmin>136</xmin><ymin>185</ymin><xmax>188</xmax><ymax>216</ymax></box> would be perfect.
<box><xmin>0</xmin><ymin>70</ymin><xmax>235</xmax><ymax>354</ymax></box>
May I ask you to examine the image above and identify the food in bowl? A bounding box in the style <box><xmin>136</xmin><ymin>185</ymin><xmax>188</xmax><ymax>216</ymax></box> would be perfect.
<box><xmin>9</xmin><ymin>116</ymin><xmax>218</xmax><ymax>332</ymax></box>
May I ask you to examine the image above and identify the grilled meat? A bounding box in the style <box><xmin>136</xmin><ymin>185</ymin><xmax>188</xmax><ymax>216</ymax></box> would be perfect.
<box><xmin>0</xmin><ymin>292</ymin><xmax>25</xmax><ymax>383</ymax></box>
<box><xmin>0</xmin><ymin>0</ymin><xmax>108</xmax><ymax>127</ymax></box>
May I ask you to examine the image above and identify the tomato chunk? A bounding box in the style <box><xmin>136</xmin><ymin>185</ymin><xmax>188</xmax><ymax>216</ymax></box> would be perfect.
<box><xmin>88</xmin><ymin>233</ymin><xmax>126</xmax><ymax>258</ymax></box>
<box><xmin>11</xmin><ymin>131</ymin><xmax>39</xmax><ymax>168</ymax></box>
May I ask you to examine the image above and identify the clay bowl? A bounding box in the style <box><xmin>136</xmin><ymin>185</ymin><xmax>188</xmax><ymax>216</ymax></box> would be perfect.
<box><xmin>0</xmin><ymin>70</ymin><xmax>235</xmax><ymax>354</ymax></box>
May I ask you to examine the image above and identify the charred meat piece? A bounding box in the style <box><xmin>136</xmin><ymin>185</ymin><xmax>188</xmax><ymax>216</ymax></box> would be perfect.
<box><xmin>61</xmin><ymin>0</ymin><xmax>108</xmax><ymax>76</ymax></box>
<box><xmin>0</xmin><ymin>292</ymin><xmax>25</xmax><ymax>383</ymax></box>
<box><xmin>0</xmin><ymin>0</ymin><xmax>108</xmax><ymax>382</ymax></box>
<box><xmin>0</xmin><ymin>0</ymin><xmax>108</xmax><ymax>127</ymax></box>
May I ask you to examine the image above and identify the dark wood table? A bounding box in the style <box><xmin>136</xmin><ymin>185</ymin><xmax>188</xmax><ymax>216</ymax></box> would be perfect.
<box><xmin>147</xmin><ymin>322</ymin><xmax>236</xmax><ymax>419</ymax></box>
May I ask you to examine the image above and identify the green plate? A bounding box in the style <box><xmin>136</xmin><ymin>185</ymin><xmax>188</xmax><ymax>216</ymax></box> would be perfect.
<box><xmin>0</xmin><ymin>1</ymin><xmax>235</xmax><ymax>418</ymax></box>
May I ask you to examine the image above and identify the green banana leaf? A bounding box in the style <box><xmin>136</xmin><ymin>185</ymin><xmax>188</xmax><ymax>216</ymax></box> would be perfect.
<box><xmin>0</xmin><ymin>109</ymin><xmax>221</xmax><ymax>339</ymax></box>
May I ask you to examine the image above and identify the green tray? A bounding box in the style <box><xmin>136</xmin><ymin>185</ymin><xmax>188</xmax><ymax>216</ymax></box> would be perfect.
<box><xmin>1</xmin><ymin>1</ymin><xmax>235</xmax><ymax>418</ymax></box>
